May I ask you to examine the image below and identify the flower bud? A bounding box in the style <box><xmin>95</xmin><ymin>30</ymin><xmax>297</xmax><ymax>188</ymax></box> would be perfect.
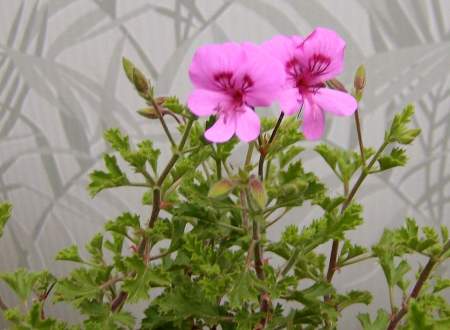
<box><xmin>133</xmin><ymin>67</ymin><xmax>149</xmax><ymax>95</ymax></box>
<box><xmin>208</xmin><ymin>179</ymin><xmax>235</xmax><ymax>198</ymax></box>
<box><xmin>248</xmin><ymin>175</ymin><xmax>267</xmax><ymax>209</ymax></box>
<box><xmin>354</xmin><ymin>65</ymin><xmax>366</xmax><ymax>91</ymax></box>
<box><xmin>137</xmin><ymin>107</ymin><xmax>159</xmax><ymax>119</ymax></box>
<box><xmin>122</xmin><ymin>57</ymin><xmax>134</xmax><ymax>83</ymax></box>
<box><xmin>353</xmin><ymin>65</ymin><xmax>366</xmax><ymax>101</ymax></box>
<box><xmin>122</xmin><ymin>57</ymin><xmax>150</xmax><ymax>96</ymax></box>
<box><xmin>327</xmin><ymin>79</ymin><xmax>347</xmax><ymax>92</ymax></box>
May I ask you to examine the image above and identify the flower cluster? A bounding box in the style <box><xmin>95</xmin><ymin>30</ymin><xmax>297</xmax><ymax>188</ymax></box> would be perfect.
<box><xmin>188</xmin><ymin>27</ymin><xmax>358</xmax><ymax>142</ymax></box>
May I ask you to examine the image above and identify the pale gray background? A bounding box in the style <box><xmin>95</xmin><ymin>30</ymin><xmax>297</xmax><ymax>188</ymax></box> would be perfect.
<box><xmin>0</xmin><ymin>0</ymin><xmax>449</xmax><ymax>329</ymax></box>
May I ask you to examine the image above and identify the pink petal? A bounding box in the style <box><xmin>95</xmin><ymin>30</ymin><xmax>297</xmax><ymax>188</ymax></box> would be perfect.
<box><xmin>262</xmin><ymin>35</ymin><xmax>302</xmax><ymax>64</ymax></box>
<box><xmin>238</xmin><ymin>43</ymin><xmax>285</xmax><ymax>107</ymax></box>
<box><xmin>189</xmin><ymin>42</ymin><xmax>245</xmax><ymax>91</ymax></box>
<box><xmin>302</xmin><ymin>97</ymin><xmax>325</xmax><ymax>140</ymax></box>
<box><xmin>314</xmin><ymin>88</ymin><xmax>357</xmax><ymax>116</ymax></box>
<box><xmin>235</xmin><ymin>106</ymin><xmax>261</xmax><ymax>142</ymax></box>
<box><xmin>188</xmin><ymin>89</ymin><xmax>231</xmax><ymax>117</ymax></box>
<box><xmin>296</xmin><ymin>27</ymin><xmax>346</xmax><ymax>84</ymax></box>
<box><xmin>278</xmin><ymin>88</ymin><xmax>302</xmax><ymax>115</ymax></box>
<box><xmin>204</xmin><ymin>114</ymin><xmax>236</xmax><ymax>143</ymax></box>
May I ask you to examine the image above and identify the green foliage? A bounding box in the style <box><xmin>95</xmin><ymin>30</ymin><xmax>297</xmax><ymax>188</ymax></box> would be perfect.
<box><xmin>55</xmin><ymin>245</ymin><xmax>84</xmax><ymax>263</ymax></box>
<box><xmin>4</xmin><ymin>303</ymin><xmax>70</xmax><ymax>330</ymax></box>
<box><xmin>358</xmin><ymin>309</ymin><xmax>390</xmax><ymax>330</ymax></box>
<box><xmin>0</xmin><ymin>59</ymin><xmax>443</xmax><ymax>330</ymax></box>
<box><xmin>385</xmin><ymin>104</ymin><xmax>421</xmax><ymax>145</ymax></box>
<box><xmin>0</xmin><ymin>202</ymin><xmax>12</xmax><ymax>238</ymax></box>
<box><xmin>315</xmin><ymin>144</ymin><xmax>373</xmax><ymax>182</ymax></box>
<box><xmin>122</xmin><ymin>255</ymin><xmax>170</xmax><ymax>303</ymax></box>
<box><xmin>377</xmin><ymin>147</ymin><xmax>408</xmax><ymax>171</ymax></box>
<box><xmin>0</xmin><ymin>269</ymin><xmax>54</xmax><ymax>303</ymax></box>
<box><xmin>104</xmin><ymin>128</ymin><xmax>160</xmax><ymax>175</ymax></box>
<box><xmin>88</xmin><ymin>154</ymin><xmax>129</xmax><ymax>197</ymax></box>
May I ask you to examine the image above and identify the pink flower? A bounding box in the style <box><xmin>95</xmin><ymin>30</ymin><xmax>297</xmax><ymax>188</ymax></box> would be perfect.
<box><xmin>263</xmin><ymin>27</ymin><xmax>357</xmax><ymax>140</ymax></box>
<box><xmin>188</xmin><ymin>42</ymin><xmax>285</xmax><ymax>143</ymax></box>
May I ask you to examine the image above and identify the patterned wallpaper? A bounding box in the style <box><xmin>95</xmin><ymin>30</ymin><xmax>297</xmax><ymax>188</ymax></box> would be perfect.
<box><xmin>0</xmin><ymin>0</ymin><xmax>449</xmax><ymax>328</ymax></box>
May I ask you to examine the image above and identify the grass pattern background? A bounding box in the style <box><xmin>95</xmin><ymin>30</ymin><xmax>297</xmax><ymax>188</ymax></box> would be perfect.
<box><xmin>0</xmin><ymin>0</ymin><xmax>449</xmax><ymax>328</ymax></box>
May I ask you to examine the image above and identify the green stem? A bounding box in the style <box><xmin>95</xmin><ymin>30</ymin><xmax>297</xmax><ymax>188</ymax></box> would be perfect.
<box><xmin>387</xmin><ymin>240</ymin><xmax>450</xmax><ymax>330</ymax></box>
<box><xmin>326</xmin><ymin>141</ymin><xmax>388</xmax><ymax>283</ymax></box>
<box><xmin>354</xmin><ymin>109</ymin><xmax>366</xmax><ymax>167</ymax></box>
<box><xmin>265</xmin><ymin>208</ymin><xmax>289</xmax><ymax>229</ymax></box>
<box><xmin>112</xmin><ymin>117</ymin><xmax>195</xmax><ymax>313</ymax></box>
<box><xmin>245</xmin><ymin>142</ymin><xmax>255</xmax><ymax>167</ymax></box>
<box><xmin>216</xmin><ymin>158</ymin><xmax>222</xmax><ymax>179</ymax></box>
<box><xmin>389</xmin><ymin>285</ymin><xmax>396</xmax><ymax>315</ymax></box>
<box><xmin>340</xmin><ymin>253</ymin><xmax>375</xmax><ymax>267</ymax></box>
<box><xmin>127</xmin><ymin>182</ymin><xmax>152</xmax><ymax>188</ymax></box>
<box><xmin>148</xmin><ymin>95</ymin><xmax>177</xmax><ymax>148</ymax></box>
<box><xmin>278</xmin><ymin>247</ymin><xmax>301</xmax><ymax>279</ymax></box>
<box><xmin>258</xmin><ymin>113</ymin><xmax>284</xmax><ymax>180</ymax></box>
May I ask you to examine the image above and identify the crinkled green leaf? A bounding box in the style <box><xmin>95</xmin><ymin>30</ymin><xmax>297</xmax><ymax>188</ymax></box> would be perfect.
<box><xmin>377</xmin><ymin>147</ymin><xmax>408</xmax><ymax>171</ymax></box>
<box><xmin>88</xmin><ymin>154</ymin><xmax>129</xmax><ymax>197</ymax></box>
<box><xmin>55</xmin><ymin>245</ymin><xmax>83</xmax><ymax>263</ymax></box>
<box><xmin>385</xmin><ymin>104</ymin><xmax>421</xmax><ymax>144</ymax></box>
<box><xmin>357</xmin><ymin>309</ymin><xmax>390</xmax><ymax>330</ymax></box>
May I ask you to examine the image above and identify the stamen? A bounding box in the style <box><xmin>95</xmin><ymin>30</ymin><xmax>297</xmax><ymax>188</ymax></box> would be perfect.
<box><xmin>308</xmin><ymin>54</ymin><xmax>331</xmax><ymax>76</ymax></box>
<box><xmin>214</xmin><ymin>71</ymin><xmax>234</xmax><ymax>90</ymax></box>
<box><xmin>241</xmin><ymin>74</ymin><xmax>254</xmax><ymax>91</ymax></box>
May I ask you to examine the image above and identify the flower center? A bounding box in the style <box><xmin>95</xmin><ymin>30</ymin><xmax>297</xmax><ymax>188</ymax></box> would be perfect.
<box><xmin>286</xmin><ymin>54</ymin><xmax>330</xmax><ymax>93</ymax></box>
<box><xmin>213</xmin><ymin>71</ymin><xmax>254</xmax><ymax>107</ymax></box>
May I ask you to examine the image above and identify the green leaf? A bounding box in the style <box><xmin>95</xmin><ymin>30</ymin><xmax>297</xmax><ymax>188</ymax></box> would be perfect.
<box><xmin>54</xmin><ymin>268</ymin><xmax>103</xmax><ymax>306</ymax></box>
<box><xmin>88</xmin><ymin>154</ymin><xmax>129</xmax><ymax>197</ymax></box>
<box><xmin>103</xmin><ymin>128</ymin><xmax>160</xmax><ymax>177</ymax></box>
<box><xmin>85</xmin><ymin>233</ymin><xmax>104</xmax><ymax>265</ymax></box>
<box><xmin>228</xmin><ymin>272</ymin><xmax>259</xmax><ymax>308</ymax></box>
<box><xmin>55</xmin><ymin>245</ymin><xmax>84</xmax><ymax>263</ymax></box>
<box><xmin>406</xmin><ymin>300</ymin><xmax>434</xmax><ymax>330</ymax></box>
<box><xmin>385</xmin><ymin>104</ymin><xmax>421</xmax><ymax>145</ymax></box>
<box><xmin>377</xmin><ymin>147</ymin><xmax>408</xmax><ymax>171</ymax></box>
<box><xmin>0</xmin><ymin>269</ymin><xmax>41</xmax><ymax>302</ymax></box>
<box><xmin>357</xmin><ymin>309</ymin><xmax>390</xmax><ymax>330</ymax></box>
<box><xmin>0</xmin><ymin>202</ymin><xmax>12</xmax><ymax>238</ymax></box>
<box><xmin>338</xmin><ymin>240</ymin><xmax>368</xmax><ymax>266</ymax></box>
<box><xmin>138</xmin><ymin>140</ymin><xmax>160</xmax><ymax>173</ymax></box>
<box><xmin>155</xmin><ymin>281</ymin><xmax>220</xmax><ymax>320</ymax></box>
<box><xmin>434</xmin><ymin>278</ymin><xmax>450</xmax><ymax>293</ymax></box>
<box><xmin>336</xmin><ymin>290</ymin><xmax>372</xmax><ymax>311</ymax></box>
<box><xmin>315</xmin><ymin>144</ymin><xmax>338</xmax><ymax>173</ymax></box>
<box><xmin>104</xmin><ymin>212</ymin><xmax>141</xmax><ymax>237</ymax></box>
<box><xmin>163</xmin><ymin>96</ymin><xmax>188</xmax><ymax>115</ymax></box>
<box><xmin>122</xmin><ymin>255</ymin><xmax>170</xmax><ymax>303</ymax></box>
<box><xmin>281</xmin><ymin>204</ymin><xmax>363</xmax><ymax>254</ymax></box>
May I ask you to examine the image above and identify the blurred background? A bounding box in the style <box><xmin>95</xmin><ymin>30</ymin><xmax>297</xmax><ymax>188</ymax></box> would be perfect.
<box><xmin>0</xmin><ymin>0</ymin><xmax>449</xmax><ymax>328</ymax></box>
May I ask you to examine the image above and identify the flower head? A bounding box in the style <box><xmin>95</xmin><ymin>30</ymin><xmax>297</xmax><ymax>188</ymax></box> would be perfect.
<box><xmin>263</xmin><ymin>27</ymin><xmax>357</xmax><ymax>140</ymax></box>
<box><xmin>188</xmin><ymin>42</ymin><xmax>285</xmax><ymax>143</ymax></box>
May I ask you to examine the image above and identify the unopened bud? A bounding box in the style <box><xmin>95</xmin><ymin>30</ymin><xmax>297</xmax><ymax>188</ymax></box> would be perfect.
<box><xmin>208</xmin><ymin>179</ymin><xmax>235</xmax><ymax>198</ymax></box>
<box><xmin>137</xmin><ymin>107</ymin><xmax>159</xmax><ymax>119</ymax></box>
<box><xmin>133</xmin><ymin>68</ymin><xmax>149</xmax><ymax>95</ymax></box>
<box><xmin>353</xmin><ymin>65</ymin><xmax>366</xmax><ymax>102</ymax></box>
<box><xmin>249</xmin><ymin>175</ymin><xmax>267</xmax><ymax>209</ymax></box>
<box><xmin>122</xmin><ymin>57</ymin><xmax>134</xmax><ymax>83</ymax></box>
<box><xmin>327</xmin><ymin>79</ymin><xmax>347</xmax><ymax>92</ymax></box>
<box><xmin>354</xmin><ymin>65</ymin><xmax>366</xmax><ymax>91</ymax></box>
